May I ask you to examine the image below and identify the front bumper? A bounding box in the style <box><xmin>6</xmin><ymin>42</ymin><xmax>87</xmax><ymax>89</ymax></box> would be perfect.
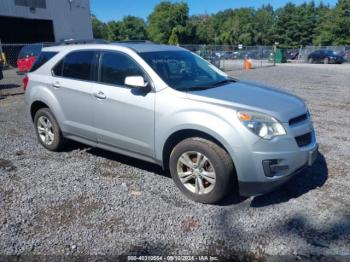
<box><xmin>240</xmin><ymin>144</ymin><xmax>318</xmax><ymax>196</ymax></box>
<box><xmin>234</xmin><ymin>128</ymin><xmax>318</xmax><ymax>197</ymax></box>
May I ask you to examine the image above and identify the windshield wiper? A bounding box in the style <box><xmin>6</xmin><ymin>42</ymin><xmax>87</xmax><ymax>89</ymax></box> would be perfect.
<box><xmin>182</xmin><ymin>86</ymin><xmax>215</xmax><ymax>91</ymax></box>
<box><xmin>211</xmin><ymin>78</ymin><xmax>237</xmax><ymax>87</ymax></box>
<box><xmin>180</xmin><ymin>78</ymin><xmax>237</xmax><ymax>92</ymax></box>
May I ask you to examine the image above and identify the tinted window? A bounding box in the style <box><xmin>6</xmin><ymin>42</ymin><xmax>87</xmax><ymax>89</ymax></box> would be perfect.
<box><xmin>100</xmin><ymin>52</ymin><xmax>144</xmax><ymax>86</ymax></box>
<box><xmin>18</xmin><ymin>44</ymin><xmax>43</xmax><ymax>59</ymax></box>
<box><xmin>62</xmin><ymin>51</ymin><xmax>95</xmax><ymax>81</ymax></box>
<box><xmin>30</xmin><ymin>51</ymin><xmax>57</xmax><ymax>72</ymax></box>
<box><xmin>52</xmin><ymin>59</ymin><xmax>63</xmax><ymax>76</ymax></box>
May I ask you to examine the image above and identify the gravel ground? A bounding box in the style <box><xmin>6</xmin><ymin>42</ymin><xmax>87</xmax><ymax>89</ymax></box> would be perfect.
<box><xmin>0</xmin><ymin>64</ymin><xmax>349</xmax><ymax>259</ymax></box>
<box><xmin>0</xmin><ymin>69</ymin><xmax>23</xmax><ymax>97</ymax></box>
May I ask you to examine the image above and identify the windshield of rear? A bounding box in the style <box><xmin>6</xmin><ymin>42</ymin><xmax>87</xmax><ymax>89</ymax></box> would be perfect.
<box><xmin>18</xmin><ymin>44</ymin><xmax>42</xmax><ymax>59</ymax></box>
<box><xmin>139</xmin><ymin>50</ymin><xmax>230</xmax><ymax>91</ymax></box>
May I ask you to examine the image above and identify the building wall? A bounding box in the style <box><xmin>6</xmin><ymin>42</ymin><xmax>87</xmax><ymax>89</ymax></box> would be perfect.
<box><xmin>0</xmin><ymin>0</ymin><xmax>93</xmax><ymax>42</ymax></box>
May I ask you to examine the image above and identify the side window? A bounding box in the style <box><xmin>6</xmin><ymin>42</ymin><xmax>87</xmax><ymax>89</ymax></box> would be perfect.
<box><xmin>52</xmin><ymin>59</ymin><xmax>63</xmax><ymax>76</ymax></box>
<box><xmin>62</xmin><ymin>51</ymin><xmax>95</xmax><ymax>81</ymax></box>
<box><xmin>30</xmin><ymin>51</ymin><xmax>57</xmax><ymax>72</ymax></box>
<box><xmin>100</xmin><ymin>52</ymin><xmax>145</xmax><ymax>86</ymax></box>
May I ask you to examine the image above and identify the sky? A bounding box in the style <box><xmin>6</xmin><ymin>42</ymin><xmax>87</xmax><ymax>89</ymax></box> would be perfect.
<box><xmin>90</xmin><ymin>0</ymin><xmax>338</xmax><ymax>22</ymax></box>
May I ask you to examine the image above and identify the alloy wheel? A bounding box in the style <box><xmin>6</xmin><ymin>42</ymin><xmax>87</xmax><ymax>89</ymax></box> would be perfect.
<box><xmin>176</xmin><ymin>151</ymin><xmax>216</xmax><ymax>195</ymax></box>
<box><xmin>37</xmin><ymin>116</ymin><xmax>55</xmax><ymax>146</ymax></box>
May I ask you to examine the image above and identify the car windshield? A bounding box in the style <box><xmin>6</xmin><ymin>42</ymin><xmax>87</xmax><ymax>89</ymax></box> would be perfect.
<box><xmin>139</xmin><ymin>50</ymin><xmax>233</xmax><ymax>91</ymax></box>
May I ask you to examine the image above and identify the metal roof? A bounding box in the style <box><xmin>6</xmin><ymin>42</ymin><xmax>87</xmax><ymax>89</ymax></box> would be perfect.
<box><xmin>43</xmin><ymin>42</ymin><xmax>185</xmax><ymax>53</ymax></box>
<box><xmin>111</xmin><ymin>42</ymin><xmax>184</xmax><ymax>53</ymax></box>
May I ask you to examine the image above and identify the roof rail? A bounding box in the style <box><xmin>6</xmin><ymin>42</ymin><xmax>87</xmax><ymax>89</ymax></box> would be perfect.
<box><xmin>113</xmin><ymin>40</ymin><xmax>154</xmax><ymax>44</ymax></box>
<box><xmin>59</xmin><ymin>39</ymin><xmax>109</xmax><ymax>45</ymax></box>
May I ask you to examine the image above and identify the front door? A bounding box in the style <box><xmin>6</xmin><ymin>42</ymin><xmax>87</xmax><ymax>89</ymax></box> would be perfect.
<box><xmin>92</xmin><ymin>51</ymin><xmax>155</xmax><ymax>157</ymax></box>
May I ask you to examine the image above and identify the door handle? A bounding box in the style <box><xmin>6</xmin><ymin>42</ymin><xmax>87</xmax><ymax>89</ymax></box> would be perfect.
<box><xmin>94</xmin><ymin>91</ymin><xmax>106</xmax><ymax>99</ymax></box>
<box><xmin>52</xmin><ymin>82</ymin><xmax>60</xmax><ymax>88</ymax></box>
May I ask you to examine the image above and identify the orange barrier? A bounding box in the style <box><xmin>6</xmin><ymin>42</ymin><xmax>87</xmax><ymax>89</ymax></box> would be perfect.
<box><xmin>243</xmin><ymin>58</ymin><xmax>253</xmax><ymax>70</ymax></box>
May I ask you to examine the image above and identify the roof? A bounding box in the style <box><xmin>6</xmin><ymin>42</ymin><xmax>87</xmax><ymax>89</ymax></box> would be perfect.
<box><xmin>42</xmin><ymin>43</ymin><xmax>185</xmax><ymax>53</ymax></box>
<box><xmin>111</xmin><ymin>43</ymin><xmax>184</xmax><ymax>53</ymax></box>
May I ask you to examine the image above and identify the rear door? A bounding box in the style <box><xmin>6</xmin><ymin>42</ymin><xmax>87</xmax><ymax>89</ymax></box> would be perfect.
<box><xmin>51</xmin><ymin>50</ymin><xmax>98</xmax><ymax>141</ymax></box>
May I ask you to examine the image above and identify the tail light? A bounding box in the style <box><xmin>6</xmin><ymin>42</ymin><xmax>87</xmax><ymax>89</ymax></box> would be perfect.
<box><xmin>23</xmin><ymin>75</ymin><xmax>29</xmax><ymax>91</ymax></box>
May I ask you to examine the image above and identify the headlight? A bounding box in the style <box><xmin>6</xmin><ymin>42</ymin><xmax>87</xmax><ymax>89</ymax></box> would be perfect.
<box><xmin>237</xmin><ymin>111</ymin><xmax>286</xmax><ymax>139</ymax></box>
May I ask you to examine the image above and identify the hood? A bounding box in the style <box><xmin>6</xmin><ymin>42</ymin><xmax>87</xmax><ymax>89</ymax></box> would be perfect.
<box><xmin>186</xmin><ymin>80</ymin><xmax>307</xmax><ymax>123</ymax></box>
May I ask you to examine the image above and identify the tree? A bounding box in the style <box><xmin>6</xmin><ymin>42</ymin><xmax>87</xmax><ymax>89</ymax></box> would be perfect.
<box><xmin>333</xmin><ymin>0</ymin><xmax>350</xmax><ymax>45</ymax></box>
<box><xmin>91</xmin><ymin>15</ymin><xmax>109</xmax><ymax>40</ymax></box>
<box><xmin>119</xmin><ymin>16</ymin><xmax>147</xmax><ymax>40</ymax></box>
<box><xmin>106</xmin><ymin>21</ymin><xmax>121</xmax><ymax>41</ymax></box>
<box><xmin>253</xmin><ymin>5</ymin><xmax>275</xmax><ymax>45</ymax></box>
<box><xmin>189</xmin><ymin>15</ymin><xmax>215</xmax><ymax>44</ymax></box>
<box><xmin>92</xmin><ymin>1</ymin><xmax>350</xmax><ymax>47</ymax></box>
<box><xmin>274</xmin><ymin>3</ymin><xmax>301</xmax><ymax>47</ymax></box>
<box><xmin>313</xmin><ymin>3</ymin><xmax>334</xmax><ymax>45</ymax></box>
<box><xmin>168</xmin><ymin>28</ymin><xmax>179</xmax><ymax>45</ymax></box>
<box><xmin>219</xmin><ymin>8</ymin><xmax>255</xmax><ymax>45</ymax></box>
<box><xmin>147</xmin><ymin>1</ymin><xmax>189</xmax><ymax>43</ymax></box>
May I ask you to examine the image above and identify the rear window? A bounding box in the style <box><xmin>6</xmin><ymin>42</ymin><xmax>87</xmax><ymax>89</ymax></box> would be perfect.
<box><xmin>30</xmin><ymin>51</ymin><xmax>58</xmax><ymax>72</ymax></box>
<box><xmin>18</xmin><ymin>44</ymin><xmax>43</xmax><ymax>59</ymax></box>
<box><xmin>61</xmin><ymin>51</ymin><xmax>96</xmax><ymax>81</ymax></box>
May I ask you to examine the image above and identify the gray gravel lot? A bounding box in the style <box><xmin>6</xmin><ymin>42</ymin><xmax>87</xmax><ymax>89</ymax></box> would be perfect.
<box><xmin>0</xmin><ymin>64</ymin><xmax>349</xmax><ymax>258</ymax></box>
<box><xmin>0</xmin><ymin>69</ymin><xmax>23</xmax><ymax>97</ymax></box>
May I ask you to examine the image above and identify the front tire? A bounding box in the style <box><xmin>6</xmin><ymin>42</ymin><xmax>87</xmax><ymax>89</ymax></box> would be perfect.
<box><xmin>324</xmin><ymin>57</ymin><xmax>329</xmax><ymax>64</ymax></box>
<box><xmin>169</xmin><ymin>138</ymin><xmax>235</xmax><ymax>204</ymax></box>
<box><xmin>34</xmin><ymin>108</ymin><xmax>67</xmax><ymax>151</ymax></box>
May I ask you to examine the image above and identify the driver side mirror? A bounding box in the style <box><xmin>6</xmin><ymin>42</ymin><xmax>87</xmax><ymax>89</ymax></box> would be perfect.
<box><xmin>124</xmin><ymin>76</ymin><xmax>150</xmax><ymax>92</ymax></box>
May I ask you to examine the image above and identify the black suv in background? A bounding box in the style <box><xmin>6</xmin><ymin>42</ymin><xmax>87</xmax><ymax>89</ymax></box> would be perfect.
<box><xmin>307</xmin><ymin>49</ymin><xmax>345</xmax><ymax>64</ymax></box>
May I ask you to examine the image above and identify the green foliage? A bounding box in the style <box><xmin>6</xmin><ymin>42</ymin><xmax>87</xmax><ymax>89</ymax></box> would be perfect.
<box><xmin>253</xmin><ymin>5</ymin><xmax>275</xmax><ymax>45</ymax></box>
<box><xmin>92</xmin><ymin>15</ymin><xmax>109</xmax><ymax>40</ymax></box>
<box><xmin>92</xmin><ymin>15</ymin><xmax>148</xmax><ymax>42</ymax></box>
<box><xmin>92</xmin><ymin>0</ymin><xmax>350</xmax><ymax>47</ymax></box>
<box><xmin>119</xmin><ymin>16</ymin><xmax>148</xmax><ymax>41</ymax></box>
<box><xmin>147</xmin><ymin>1</ymin><xmax>189</xmax><ymax>43</ymax></box>
<box><xmin>313</xmin><ymin>4</ymin><xmax>335</xmax><ymax>45</ymax></box>
<box><xmin>333</xmin><ymin>0</ymin><xmax>350</xmax><ymax>45</ymax></box>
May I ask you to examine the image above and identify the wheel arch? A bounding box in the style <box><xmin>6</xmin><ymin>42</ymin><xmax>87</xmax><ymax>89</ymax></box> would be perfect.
<box><xmin>161</xmin><ymin>128</ymin><xmax>236</xmax><ymax>173</ymax></box>
<box><xmin>30</xmin><ymin>100</ymin><xmax>50</xmax><ymax>122</ymax></box>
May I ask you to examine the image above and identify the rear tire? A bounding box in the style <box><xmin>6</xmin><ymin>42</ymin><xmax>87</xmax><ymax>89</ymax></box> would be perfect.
<box><xmin>169</xmin><ymin>137</ymin><xmax>235</xmax><ymax>204</ymax></box>
<box><xmin>308</xmin><ymin>58</ymin><xmax>313</xmax><ymax>64</ymax></box>
<box><xmin>34</xmin><ymin>108</ymin><xmax>67</xmax><ymax>151</ymax></box>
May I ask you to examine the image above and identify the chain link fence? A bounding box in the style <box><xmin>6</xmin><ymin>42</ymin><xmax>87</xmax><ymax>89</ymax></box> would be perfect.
<box><xmin>285</xmin><ymin>46</ymin><xmax>350</xmax><ymax>63</ymax></box>
<box><xmin>1</xmin><ymin>42</ymin><xmax>349</xmax><ymax>74</ymax></box>
<box><xmin>181</xmin><ymin>45</ymin><xmax>276</xmax><ymax>71</ymax></box>
<box><xmin>0</xmin><ymin>43</ymin><xmax>276</xmax><ymax>72</ymax></box>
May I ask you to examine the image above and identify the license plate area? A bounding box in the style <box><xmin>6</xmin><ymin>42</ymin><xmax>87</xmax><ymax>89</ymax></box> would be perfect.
<box><xmin>308</xmin><ymin>144</ymin><xmax>318</xmax><ymax>166</ymax></box>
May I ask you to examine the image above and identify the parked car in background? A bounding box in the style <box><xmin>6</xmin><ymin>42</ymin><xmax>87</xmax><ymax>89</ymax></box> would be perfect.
<box><xmin>307</xmin><ymin>49</ymin><xmax>344</xmax><ymax>64</ymax></box>
<box><xmin>338</xmin><ymin>48</ymin><xmax>350</xmax><ymax>63</ymax></box>
<box><xmin>17</xmin><ymin>43</ymin><xmax>43</xmax><ymax>74</ymax></box>
<box><xmin>222</xmin><ymin>51</ymin><xmax>241</xmax><ymax>59</ymax></box>
<box><xmin>285</xmin><ymin>49</ymin><xmax>299</xmax><ymax>60</ymax></box>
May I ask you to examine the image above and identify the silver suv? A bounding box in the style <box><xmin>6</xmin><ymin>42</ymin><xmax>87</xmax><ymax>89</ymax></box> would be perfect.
<box><xmin>24</xmin><ymin>43</ymin><xmax>318</xmax><ymax>204</ymax></box>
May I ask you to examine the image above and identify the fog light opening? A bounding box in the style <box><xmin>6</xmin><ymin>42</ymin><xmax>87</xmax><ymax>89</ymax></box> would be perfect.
<box><xmin>263</xmin><ymin>159</ymin><xmax>289</xmax><ymax>177</ymax></box>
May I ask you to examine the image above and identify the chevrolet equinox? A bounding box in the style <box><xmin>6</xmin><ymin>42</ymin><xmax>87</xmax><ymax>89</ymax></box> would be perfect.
<box><xmin>24</xmin><ymin>43</ymin><xmax>318</xmax><ymax>204</ymax></box>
